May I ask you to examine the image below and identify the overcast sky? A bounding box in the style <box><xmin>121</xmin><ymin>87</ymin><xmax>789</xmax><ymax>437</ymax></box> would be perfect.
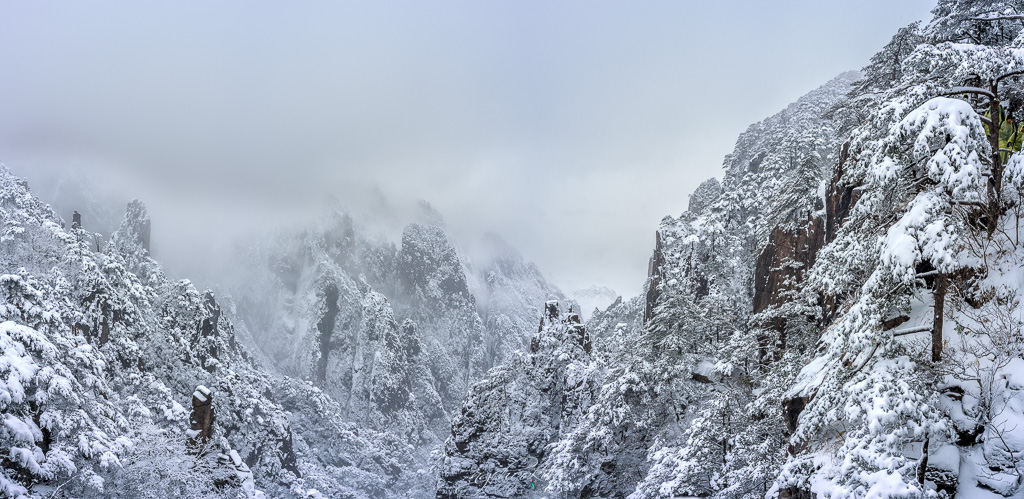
<box><xmin>0</xmin><ymin>0</ymin><xmax>934</xmax><ymax>296</ymax></box>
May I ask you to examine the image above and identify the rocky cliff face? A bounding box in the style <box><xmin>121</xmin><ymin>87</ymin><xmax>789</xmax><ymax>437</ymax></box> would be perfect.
<box><xmin>645</xmin><ymin>72</ymin><xmax>858</xmax><ymax>330</ymax></box>
<box><xmin>751</xmin><ymin>139</ymin><xmax>862</xmax><ymax>327</ymax></box>
<box><xmin>436</xmin><ymin>301</ymin><xmax>592</xmax><ymax>498</ymax></box>
<box><xmin>753</xmin><ymin>215</ymin><xmax>825</xmax><ymax>315</ymax></box>
<box><xmin>607</xmin><ymin>8</ymin><xmax>1024</xmax><ymax>497</ymax></box>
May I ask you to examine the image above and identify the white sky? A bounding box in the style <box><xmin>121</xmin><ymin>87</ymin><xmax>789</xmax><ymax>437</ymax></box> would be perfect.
<box><xmin>0</xmin><ymin>0</ymin><xmax>935</xmax><ymax>296</ymax></box>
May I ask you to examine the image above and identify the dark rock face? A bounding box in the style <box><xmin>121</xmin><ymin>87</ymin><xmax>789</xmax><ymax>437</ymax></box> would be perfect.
<box><xmin>754</xmin><ymin>141</ymin><xmax>862</xmax><ymax>321</ymax></box>
<box><xmin>824</xmin><ymin>142</ymin><xmax>861</xmax><ymax>244</ymax></box>
<box><xmin>644</xmin><ymin>231</ymin><xmax>666</xmax><ymax>325</ymax></box>
<box><xmin>72</xmin><ymin>210</ymin><xmax>82</xmax><ymax>229</ymax></box>
<box><xmin>783</xmin><ymin>396</ymin><xmax>807</xmax><ymax>436</ymax></box>
<box><xmin>758</xmin><ymin>141</ymin><xmax>859</xmax><ymax>436</ymax></box>
<box><xmin>189</xmin><ymin>385</ymin><xmax>215</xmax><ymax>449</ymax></box>
<box><xmin>198</xmin><ymin>292</ymin><xmax>222</xmax><ymax>372</ymax></box>
<box><xmin>881</xmin><ymin>315</ymin><xmax>910</xmax><ymax>331</ymax></box>
<box><xmin>278</xmin><ymin>431</ymin><xmax>300</xmax><ymax>477</ymax></box>
<box><xmin>545</xmin><ymin>300</ymin><xmax>559</xmax><ymax>320</ymax></box>
<box><xmin>753</xmin><ymin>215</ymin><xmax>826</xmax><ymax>315</ymax></box>
<box><xmin>315</xmin><ymin>283</ymin><xmax>340</xmax><ymax>387</ymax></box>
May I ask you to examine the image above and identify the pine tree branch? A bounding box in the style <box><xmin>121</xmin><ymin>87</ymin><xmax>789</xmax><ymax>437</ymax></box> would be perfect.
<box><xmin>970</xmin><ymin>15</ymin><xmax>1024</xmax><ymax>22</ymax></box>
<box><xmin>939</xmin><ymin>86</ymin><xmax>996</xmax><ymax>99</ymax></box>
<box><xmin>997</xmin><ymin>70</ymin><xmax>1024</xmax><ymax>84</ymax></box>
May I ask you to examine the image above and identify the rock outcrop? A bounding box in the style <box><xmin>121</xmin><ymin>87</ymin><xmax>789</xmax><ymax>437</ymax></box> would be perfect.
<box><xmin>189</xmin><ymin>385</ymin><xmax>215</xmax><ymax>448</ymax></box>
<box><xmin>643</xmin><ymin>231</ymin><xmax>666</xmax><ymax>324</ymax></box>
<box><xmin>437</xmin><ymin>301</ymin><xmax>593</xmax><ymax>498</ymax></box>
<box><xmin>753</xmin><ymin>215</ymin><xmax>826</xmax><ymax>315</ymax></box>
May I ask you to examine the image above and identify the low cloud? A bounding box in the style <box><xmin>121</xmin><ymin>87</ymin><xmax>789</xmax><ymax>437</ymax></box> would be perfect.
<box><xmin>0</xmin><ymin>0</ymin><xmax>933</xmax><ymax>295</ymax></box>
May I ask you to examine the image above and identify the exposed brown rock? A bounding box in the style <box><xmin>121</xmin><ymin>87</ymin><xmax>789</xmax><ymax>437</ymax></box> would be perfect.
<box><xmin>753</xmin><ymin>215</ymin><xmax>826</xmax><ymax>315</ymax></box>
<box><xmin>769</xmin><ymin>143</ymin><xmax>866</xmax><ymax>469</ymax></box>
<box><xmin>783</xmin><ymin>395</ymin><xmax>807</xmax><ymax>436</ymax></box>
<box><xmin>756</xmin><ymin>141</ymin><xmax>862</xmax><ymax>327</ymax></box>
<box><xmin>188</xmin><ymin>385</ymin><xmax>215</xmax><ymax>451</ymax></box>
<box><xmin>691</xmin><ymin>372</ymin><xmax>712</xmax><ymax>384</ymax></box>
<box><xmin>881</xmin><ymin>315</ymin><xmax>911</xmax><ymax>331</ymax></box>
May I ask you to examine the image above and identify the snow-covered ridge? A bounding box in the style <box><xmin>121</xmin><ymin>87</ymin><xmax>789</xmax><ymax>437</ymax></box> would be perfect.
<box><xmin>0</xmin><ymin>166</ymin><xmax>431</xmax><ymax>497</ymax></box>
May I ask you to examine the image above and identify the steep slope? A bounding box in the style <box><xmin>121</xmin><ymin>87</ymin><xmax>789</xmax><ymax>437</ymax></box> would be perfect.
<box><xmin>529</xmin><ymin>2</ymin><xmax>1024</xmax><ymax>497</ymax></box>
<box><xmin>774</xmin><ymin>5</ymin><xmax>1024</xmax><ymax>495</ymax></box>
<box><xmin>0</xmin><ymin>168</ymin><xmax>426</xmax><ymax>498</ymax></box>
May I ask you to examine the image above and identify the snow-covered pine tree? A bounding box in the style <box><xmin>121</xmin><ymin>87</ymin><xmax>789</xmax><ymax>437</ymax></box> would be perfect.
<box><xmin>777</xmin><ymin>3</ymin><xmax>1024</xmax><ymax>495</ymax></box>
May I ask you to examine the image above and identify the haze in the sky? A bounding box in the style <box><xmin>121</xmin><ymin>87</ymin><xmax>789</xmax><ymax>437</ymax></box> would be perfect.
<box><xmin>0</xmin><ymin>0</ymin><xmax>934</xmax><ymax>296</ymax></box>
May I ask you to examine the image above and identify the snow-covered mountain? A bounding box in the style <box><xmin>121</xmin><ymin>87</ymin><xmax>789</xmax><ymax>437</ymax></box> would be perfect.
<box><xmin>437</xmin><ymin>301</ymin><xmax>593</xmax><ymax>497</ymax></box>
<box><xmin>0</xmin><ymin>167</ymin><xmax>568</xmax><ymax>497</ymax></box>
<box><xmin>10</xmin><ymin>1</ymin><xmax>1024</xmax><ymax>498</ymax></box>
<box><xmin>0</xmin><ymin>168</ymin><xmax>430</xmax><ymax>497</ymax></box>
<box><xmin>436</xmin><ymin>2</ymin><xmax>1024</xmax><ymax>497</ymax></box>
<box><xmin>433</xmin><ymin>68</ymin><xmax>858</xmax><ymax>498</ymax></box>
<box><xmin>224</xmin><ymin>206</ymin><xmax>567</xmax><ymax>447</ymax></box>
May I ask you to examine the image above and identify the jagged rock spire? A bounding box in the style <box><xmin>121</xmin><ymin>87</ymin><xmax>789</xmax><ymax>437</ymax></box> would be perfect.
<box><xmin>111</xmin><ymin>199</ymin><xmax>152</xmax><ymax>255</ymax></box>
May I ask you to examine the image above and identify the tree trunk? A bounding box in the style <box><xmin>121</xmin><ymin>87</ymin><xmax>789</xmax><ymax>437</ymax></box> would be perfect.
<box><xmin>99</xmin><ymin>301</ymin><xmax>110</xmax><ymax>346</ymax></box>
<box><xmin>932</xmin><ymin>274</ymin><xmax>947</xmax><ymax>363</ymax></box>
<box><xmin>988</xmin><ymin>83</ymin><xmax>1003</xmax><ymax>235</ymax></box>
<box><xmin>917</xmin><ymin>435</ymin><xmax>930</xmax><ymax>485</ymax></box>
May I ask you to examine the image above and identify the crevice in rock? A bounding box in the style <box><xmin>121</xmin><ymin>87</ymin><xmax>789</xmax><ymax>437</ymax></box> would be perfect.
<box><xmin>315</xmin><ymin>283</ymin><xmax>340</xmax><ymax>387</ymax></box>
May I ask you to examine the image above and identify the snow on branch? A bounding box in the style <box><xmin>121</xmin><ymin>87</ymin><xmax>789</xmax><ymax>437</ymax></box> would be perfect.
<box><xmin>939</xmin><ymin>86</ymin><xmax>995</xmax><ymax>99</ymax></box>
<box><xmin>969</xmin><ymin>14</ymin><xmax>1024</xmax><ymax>22</ymax></box>
<box><xmin>892</xmin><ymin>325</ymin><xmax>933</xmax><ymax>337</ymax></box>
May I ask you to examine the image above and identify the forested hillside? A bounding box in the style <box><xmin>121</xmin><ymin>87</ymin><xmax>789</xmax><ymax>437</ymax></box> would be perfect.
<box><xmin>440</xmin><ymin>1</ymin><xmax>1024</xmax><ymax>497</ymax></box>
